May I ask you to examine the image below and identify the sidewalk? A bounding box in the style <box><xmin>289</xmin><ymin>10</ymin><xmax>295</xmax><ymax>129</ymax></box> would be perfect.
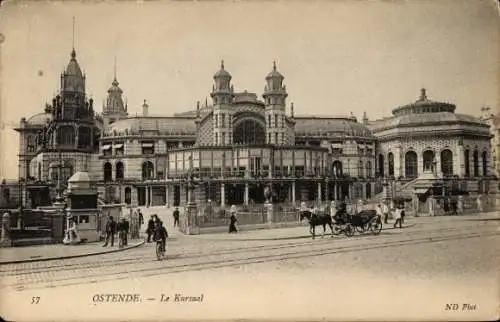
<box><xmin>186</xmin><ymin>211</ymin><xmax>500</xmax><ymax>242</ymax></box>
<box><xmin>0</xmin><ymin>238</ymin><xmax>145</xmax><ymax>265</ymax></box>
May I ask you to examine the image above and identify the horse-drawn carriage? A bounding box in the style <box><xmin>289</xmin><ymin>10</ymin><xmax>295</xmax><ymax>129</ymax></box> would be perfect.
<box><xmin>299</xmin><ymin>202</ymin><xmax>383</xmax><ymax>239</ymax></box>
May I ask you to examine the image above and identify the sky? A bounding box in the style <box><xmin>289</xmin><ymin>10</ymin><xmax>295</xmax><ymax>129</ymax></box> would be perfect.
<box><xmin>0</xmin><ymin>0</ymin><xmax>499</xmax><ymax>179</ymax></box>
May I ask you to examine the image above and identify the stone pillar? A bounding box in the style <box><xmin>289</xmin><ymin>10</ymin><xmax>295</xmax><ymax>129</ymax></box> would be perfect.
<box><xmin>456</xmin><ymin>145</ymin><xmax>465</xmax><ymax>177</ymax></box>
<box><xmin>266</xmin><ymin>202</ymin><xmax>273</xmax><ymax>224</ymax></box>
<box><xmin>317</xmin><ymin>182</ymin><xmax>322</xmax><ymax>203</ymax></box>
<box><xmin>333</xmin><ymin>183</ymin><xmax>338</xmax><ymax>201</ymax></box>
<box><xmin>244</xmin><ymin>183</ymin><xmax>249</xmax><ymax>205</ymax></box>
<box><xmin>325</xmin><ymin>182</ymin><xmax>330</xmax><ymax>203</ymax></box>
<box><xmin>145</xmin><ymin>187</ymin><xmax>149</xmax><ymax>207</ymax></box>
<box><xmin>165</xmin><ymin>185</ymin><xmax>169</xmax><ymax>207</ymax></box>
<box><xmin>435</xmin><ymin>152</ymin><xmax>442</xmax><ymax>177</ymax></box>
<box><xmin>1</xmin><ymin>212</ymin><xmax>11</xmax><ymax>246</ymax></box>
<box><xmin>291</xmin><ymin>182</ymin><xmax>296</xmax><ymax>205</ymax></box>
<box><xmin>220</xmin><ymin>184</ymin><xmax>226</xmax><ymax>208</ymax></box>
<box><xmin>394</xmin><ymin>145</ymin><xmax>402</xmax><ymax>178</ymax></box>
<box><xmin>362</xmin><ymin>183</ymin><xmax>366</xmax><ymax>199</ymax></box>
<box><xmin>150</xmin><ymin>186</ymin><xmax>154</xmax><ymax>206</ymax></box>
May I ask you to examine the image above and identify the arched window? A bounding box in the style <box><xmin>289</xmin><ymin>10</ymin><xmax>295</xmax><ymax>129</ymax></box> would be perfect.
<box><xmin>378</xmin><ymin>154</ymin><xmax>385</xmax><ymax>177</ymax></box>
<box><xmin>482</xmin><ymin>151</ymin><xmax>487</xmax><ymax>176</ymax></box>
<box><xmin>405</xmin><ymin>151</ymin><xmax>418</xmax><ymax>178</ymax></box>
<box><xmin>473</xmin><ymin>150</ymin><xmax>479</xmax><ymax>177</ymax></box>
<box><xmin>124</xmin><ymin>187</ymin><xmax>131</xmax><ymax>204</ymax></box>
<box><xmin>388</xmin><ymin>153</ymin><xmax>394</xmax><ymax>177</ymax></box>
<box><xmin>358</xmin><ymin>160</ymin><xmax>364</xmax><ymax>177</ymax></box>
<box><xmin>233</xmin><ymin>119</ymin><xmax>265</xmax><ymax>145</ymax></box>
<box><xmin>464</xmin><ymin>150</ymin><xmax>470</xmax><ymax>177</ymax></box>
<box><xmin>365</xmin><ymin>161</ymin><xmax>372</xmax><ymax>178</ymax></box>
<box><xmin>440</xmin><ymin>149</ymin><xmax>453</xmax><ymax>177</ymax></box>
<box><xmin>57</xmin><ymin>126</ymin><xmax>75</xmax><ymax>146</ymax></box>
<box><xmin>366</xmin><ymin>183</ymin><xmax>372</xmax><ymax>199</ymax></box>
<box><xmin>142</xmin><ymin>161</ymin><xmax>154</xmax><ymax>180</ymax></box>
<box><xmin>103</xmin><ymin>162</ymin><xmax>112</xmax><ymax>182</ymax></box>
<box><xmin>422</xmin><ymin>150</ymin><xmax>435</xmax><ymax>172</ymax></box>
<box><xmin>26</xmin><ymin>135</ymin><xmax>36</xmax><ymax>153</ymax></box>
<box><xmin>77</xmin><ymin>126</ymin><xmax>91</xmax><ymax>148</ymax></box>
<box><xmin>332</xmin><ymin>160</ymin><xmax>343</xmax><ymax>177</ymax></box>
<box><xmin>116</xmin><ymin>161</ymin><xmax>124</xmax><ymax>180</ymax></box>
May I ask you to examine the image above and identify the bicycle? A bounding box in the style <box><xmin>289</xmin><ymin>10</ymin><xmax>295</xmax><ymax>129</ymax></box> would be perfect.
<box><xmin>155</xmin><ymin>240</ymin><xmax>166</xmax><ymax>261</ymax></box>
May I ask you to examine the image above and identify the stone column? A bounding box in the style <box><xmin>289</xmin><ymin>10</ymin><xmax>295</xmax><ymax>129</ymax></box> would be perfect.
<box><xmin>333</xmin><ymin>183</ymin><xmax>338</xmax><ymax>201</ymax></box>
<box><xmin>456</xmin><ymin>145</ymin><xmax>465</xmax><ymax>177</ymax></box>
<box><xmin>325</xmin><ymin>182</ymin><xmax>330</xmax><ymax>203</ymax></box>
<box><xmin>150</xmin><ymin>186</ymin><xmax>154</xmax><ymax>206</ymax></box>
<box><xmin>145</xmin><ymin>187</ymin><xmax>149</xmax><ymax>207</ymax></box>
<box><xmin>244</xmin><ymin>183</ymin><xmax>249</xmax><ymax>205</ymax></box>
<box><xmin>1</xmin><ymin>212</ymin><xmax>11</xmax><ymax>246</ymax></box>
<box><xmin>394</xmin><ymin>145</ymin><xmax>402</xmax><ymax>178</ymax></box>
<box><xmin>435</xmin><ymin>152</ymin><xmax>442</xmax><ymax>177</ymax></box>
<box><xmin>317</xmin><ymin>182</ymin><xmax>322</xmax><ymax>203</ymax></box>
<box><xmin>291</xmin><ymin>181</ymin><xmax>296</xmax><ymax>204</ymax></box>
<box><xmin>165</xmin><ymin>184</ymin><xmax>169</xmax><ymax>207</ymax></box>
<box><xmin>362</xmin><ymin>183</ymin><xmax>366</xmax><ymax>199</ymax></box>
<box><xmin>220</xmin><ymin>184</ymin><xmax>226</xmax><ymax>208</ymax></box>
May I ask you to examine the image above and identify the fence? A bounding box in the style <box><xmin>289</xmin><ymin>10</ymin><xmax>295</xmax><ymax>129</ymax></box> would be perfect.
<box><xmin>196</xmin><ymin>203</ymin><xmax>301</xmax><ymax>228</ymax></box>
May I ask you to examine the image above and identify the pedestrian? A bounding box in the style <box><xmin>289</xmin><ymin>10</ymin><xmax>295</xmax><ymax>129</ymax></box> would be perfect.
<box><xmin>103</xmin><ymin>216</ymin><xmax>116</xmax><ymax>247</ymax></box>
<box><xmin>393</xmin><ymin>206</ymin><xmax>403</xmax><ymax>229</ymax></box>
<box><xmin>173</xmin><ymin>207</ymin><xmax>180</xmax><ymax>227</ymax></box>
<box><xmin>123</xmin><ymin>217</ymin><xmax>130</xmax><ymax>246</ymax></box>
<box><xmin>477</xmin><ymin>195</ymin><xmax>483</xmax><ymax>213</ymax></box>
<box><xmin>228</xmin><ymin>205</ymin><xmax>238</xmax><ymax>233</ymax></box>
<box><xmin>146</xmin><ymin>215</ymin><xmax>155</xmax><ymax>243</ymax></box>
<box><xmin>443</xmin><ymin>198</ymin><xmax>450</xmax><ymax>215</ymax></box>
<box><xmin>137</xmin><ymin>209</ymin><xmax>144</xmax><ymax>228</ymax></box>
<box><xmin>381</xmin><ymin>201</ymin><xmax>389</xmax><ymax>224</ymax></box>
<box><xmin>457</xmin><ymin>195</ymin><xmax>464</xmax><ymax>214</ymax></box>
<box><xmin>117</xmin><ymin>218</ymin><xmax>126</xmax><ymax>248</ymax></box>
<box><xmin>330</xmin><ymin>200</ymin><xmax>337</xmax><ymax>219</ymax></box>
<box><xmin>375</xmin><ymin>204</ymin><xmax>383</xmax><ymax>223</ymax></box>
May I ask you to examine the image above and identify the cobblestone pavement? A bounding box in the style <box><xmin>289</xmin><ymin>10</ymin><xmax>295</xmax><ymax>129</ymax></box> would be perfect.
<box><xmin>0</xmin><ymin>209</ymin><xmax>498</xmax><ymax>321</ymax></box>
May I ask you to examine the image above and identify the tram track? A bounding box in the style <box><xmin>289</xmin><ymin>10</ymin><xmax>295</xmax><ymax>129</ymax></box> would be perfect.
<box><xmin>0</xmin><ymin>224</ymin><xmax>478</xmax><ymax>276</ymax></box>
<box><xmin>5</xmin><ymin>226</ymin><xmax>498</xmax><ymax>291</ymax></box>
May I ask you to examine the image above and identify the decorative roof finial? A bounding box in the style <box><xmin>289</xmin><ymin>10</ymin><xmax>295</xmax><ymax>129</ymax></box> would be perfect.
<box><xmin>71</xmin><ymin>16</ymin><xmax>76</xmax><ymax>60</ymax></box>
<box><xmin>113</xmin><ymin>55</ymin><xmax>117</xmax><ymax>81</ymax></box>
<box><xmin>205</xmin><ymin>97</ymin><xmax>208</xmax><ymax>107</ymax></box>
<box><xmin>221</xmin><ymin>59</ymin><xmax>224</xmax><ymax>70</ymax></box>
<box><xmin>273</xmin><ymin>61</ymin><xmax>277</xmax><ymax>71</ymax></box>
<box><xmin>420</xmin><ymin>88</ymin><xmax>427</xmax><ymax>101</ymax></box>
<box><xmin>290</xmin><ymin>102</ymin><xmax>294</xmax><ymax>117</ymax></box>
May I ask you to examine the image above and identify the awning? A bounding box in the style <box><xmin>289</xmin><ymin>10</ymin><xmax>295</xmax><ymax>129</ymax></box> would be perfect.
<box><xmin>102</xmin><ymin>145</ymin><xmax>111</xmax><ymax>150</ymax></box>
<box><xmin>114</xmin><ymin>144</ymin><xmax>123</xmax><ymax>149</ymax></box>
<box><xmin>331</xmin><ymin>143</ymin><xmax>343</xmax><ymax>148</ymax></box>
<box><xmin>141</xmin><ymin>143</ymin><xmax>154</xmax><ymax>147</ymax></box>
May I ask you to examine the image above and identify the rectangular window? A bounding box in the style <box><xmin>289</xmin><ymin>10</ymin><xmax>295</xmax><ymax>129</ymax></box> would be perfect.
<box><xmin>141</xmin><ymin>142</ymin><xmax>155</xmax><ymax>155</ymax></box>
<box><xmin>222</xmin><ymin>133</ymin><xmax>226</xmax><ymax>145</ymax></box>
<box><xmin>268</xmin><ymin>115</ymin><xmax>271</xmax><ymax>127</ymax></box>
<box><xmin>275</xmin><ymin>133</ymin><xmax>278</xmax><ymax>144</ymax></box>
<box><xmin>221</xmin><ymin>114</ymin><xmax>225</xmax><ymax>128</ymax></box>
<box><xmin>215</xmin><ymin>133</ymin><xmax>219</xmax><ymax>145</ymax></box>
<box><xmin>274</xmin><ymin>115</ymin><xmax>278</xmax><ymax>128</ymax></box>
<box><xmin>215</xmin><ymin>115</ymin><xmax>218</xmax><ymax>128</ymax></box>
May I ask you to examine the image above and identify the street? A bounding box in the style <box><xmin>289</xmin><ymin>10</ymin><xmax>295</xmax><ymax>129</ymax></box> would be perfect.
<box><xmin>0</xmin><ymin>209</ymin><xmax>498</xmax><ymax>321</ymax></box>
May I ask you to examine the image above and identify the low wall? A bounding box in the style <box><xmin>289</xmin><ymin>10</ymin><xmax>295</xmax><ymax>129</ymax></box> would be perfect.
<box><xmin>199</xmin><ymin>221</ymin><xmax>308</xmax><ymax>234</ymax></box>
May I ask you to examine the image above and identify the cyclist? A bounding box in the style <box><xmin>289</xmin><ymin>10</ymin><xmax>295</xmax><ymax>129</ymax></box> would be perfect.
<box><xmin>152</xmin><ymin>220</ymin><xmax>168</xmax><ymax>254</ymax></box>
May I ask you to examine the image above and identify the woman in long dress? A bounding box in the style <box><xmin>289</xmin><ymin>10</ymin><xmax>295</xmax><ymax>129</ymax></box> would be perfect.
<box><xmin>228</xmin><ymin>205</ymin><xmax>238</xmax><ymax>233</ymax></box>
<box><xmin>63</xmin><ymin>216</ymin><xmax>81</xmax><ymax>245</ymax></box>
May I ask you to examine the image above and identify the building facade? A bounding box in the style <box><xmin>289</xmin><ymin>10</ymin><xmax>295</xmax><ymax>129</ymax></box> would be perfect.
<box><xmin>13</xmin><ymin>49</ymin><xmax>496</xmax><ymax>209</ymax></box>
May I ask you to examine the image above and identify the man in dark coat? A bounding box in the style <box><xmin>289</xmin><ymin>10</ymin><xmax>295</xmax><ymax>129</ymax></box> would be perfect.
<box><xmin>146</xmin><ymin>215</ymin><xmax>155</xmax><ymax>243</ymax></box>
<box><xmin>138</xmin><ymin>209</ymin><xmax>144</xmax><ymax>228</ymax></box>
<box><xmin>173</xmin><ymin>207</ymin><xmax>180</xmax><ymax>227</ymax></box>
<box><xmin>103</xmin><ymin>216</ymin><xmax>116</xmax><ymax>247</ymax></box>
<box><xmin>123</xmin><ymin>218</ymin><xmax>130</xmax><ymax>246</ymax></box>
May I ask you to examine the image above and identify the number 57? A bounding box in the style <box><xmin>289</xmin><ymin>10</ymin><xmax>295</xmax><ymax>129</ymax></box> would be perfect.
<box><xmin>31</xmin><ymin>297</ymin><xmax>40</xmax><ymax>304</ymax></box>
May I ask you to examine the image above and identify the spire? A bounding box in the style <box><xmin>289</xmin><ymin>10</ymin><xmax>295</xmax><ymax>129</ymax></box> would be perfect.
<box><xmin>70</xmin><ymin>16</ymin><xmax>76</xmax><ymax>60</ymax></box>
<box><xmin>114</xmin><ymin>55</ymin><xmax>117</xmax><ymax>81</ymax></box>
<box><xmin>273</xmin><ymin>60</ymin><xmax>277</xmax><ymax>71</ymax></box>
<box><xmin>221</xmin><ymin>59</ymin><xmax>224</xmax><ymax>70</ymax></box>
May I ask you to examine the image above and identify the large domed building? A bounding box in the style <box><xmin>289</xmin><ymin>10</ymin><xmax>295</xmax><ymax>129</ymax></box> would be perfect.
<box><xmin>14</xmin><ymin>50</ymin><xmax>496</xmax><ymax>211</ymax></box>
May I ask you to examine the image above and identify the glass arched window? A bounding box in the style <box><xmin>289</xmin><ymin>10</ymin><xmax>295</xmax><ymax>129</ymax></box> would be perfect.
<box><xmin>378</xmin><ymin>154</ymin><xmax>385</xmax><ymax>177</ymax></box>
<box><xmin>388</xmin><ymin>153</ymin><xmax>394</xmax><ymax>177</ymax></box>
<box><xmin>142</xmin><ymin>161</ymin><xmax>154</xmax><ymax>180</ymax></box>
<box><xmin>233</xmin><ymin>119</ymin><xmax>265</xmax><ymax>145</ymax></box>
<box><xmin>103</xmin><ymin>162</ymin><xmax>112</xmax><ymax>182</ymax></box>
<box><xmin>358</xmin><ymin>160</ymin><xmax>364</xmax><ymax>177</ymax></box>
<box><xmin>57</xmin><ymin>126</ymin><xmax>75</xmax><ymax>146</ymax></box>
<box><xmin>405</xmin><ymin>151</ymin><xmax>418</xmax><ymax>178</ymax></box>
<box><xmin>116</xmin><ymin>161</ymin><xmax>124</xmax><ymax>180</ymax></box>
<box><xmin>77</xmin><ymin>126</ymin><xmax>91</xmax><ymax>149</ymax></box>
<box><xmin>365</xmin><ymin>161</ymin><xmax>372</xmax><ymax>178</ymax></box>
<box><xmin>482</xmin><ymin>151</ymin><xmax>487</xmax><ymax>176</ymax></box>
<box><xmin>332</xmin><ymin>160</ymin><xmax>343</xmax><ymax>177</ymax></box>
<box><xmin>473</xmin><ymin>150</ymin><xmax>479</xmax><ymax>177</ymax></box>
<box><xmin>124</xmin><ymin>187</ymin><xmax>131</xmax><ymax>204</ymax></box>
<box><xmin>423</xmin><ymin>150</ymin><xmax>435</xmax><ymax>172</ymax></box>
<box><xmin>441</xmin><ymin>149</ymin><xmax>453</xmax><ymax>177</ymax></box>
<box><xmin>464</xmin><ymin>150</ymin><xmax>470</xmax><ymax>177</ymax></box>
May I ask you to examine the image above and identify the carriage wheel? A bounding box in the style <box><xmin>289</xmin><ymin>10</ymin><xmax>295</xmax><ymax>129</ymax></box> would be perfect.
<box><xmin>370</xmin><ymin>220</ymin><xmax>383</xmax><ymax>235</ymax></box>
<box><xmin>355</xmin><ymin>225</ymin><xmax>365</xmax><ymax>233</ymax></box>
<box><xmin>332</xmin><ymin>225</ymin><xmax>341</xmax><ymax>235</ymax></box>
<box><xmin>344</xmin><ymin>224</ymin><xmax>355</xmax><ymax>237</ymax></box>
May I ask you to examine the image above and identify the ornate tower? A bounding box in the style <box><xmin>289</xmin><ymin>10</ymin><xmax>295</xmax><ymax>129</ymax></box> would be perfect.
<box><xmin>210</xmin><ymin>60</ymin><xmax>234</xmax><ymax>146</ymax></box>
<box><xmin>263</xmin><ymin>61</ymin><xmax>288</xmax><ymax>145</ymax></box>
<box><xmin>102</xmin><ymin>59</ymin><xmax>128</xmax><ymax>129</ymax></box>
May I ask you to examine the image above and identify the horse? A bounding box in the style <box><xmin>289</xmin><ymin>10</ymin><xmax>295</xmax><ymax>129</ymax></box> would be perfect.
<box><xmin>299</xmin><ymin>210</ymin><xmax>334</xmax><ymax>239</ymax></box>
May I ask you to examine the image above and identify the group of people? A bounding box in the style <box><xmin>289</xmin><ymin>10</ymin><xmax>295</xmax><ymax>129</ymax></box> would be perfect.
<box><xmin>146</xmin><ymin>214</ymin><xmax>169</xmax><ymax>252</ymax></box>
<box><xmin>103</xmin><ymin>216</ymin><xmax>130</xmax><ymax>248</ymax></box>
